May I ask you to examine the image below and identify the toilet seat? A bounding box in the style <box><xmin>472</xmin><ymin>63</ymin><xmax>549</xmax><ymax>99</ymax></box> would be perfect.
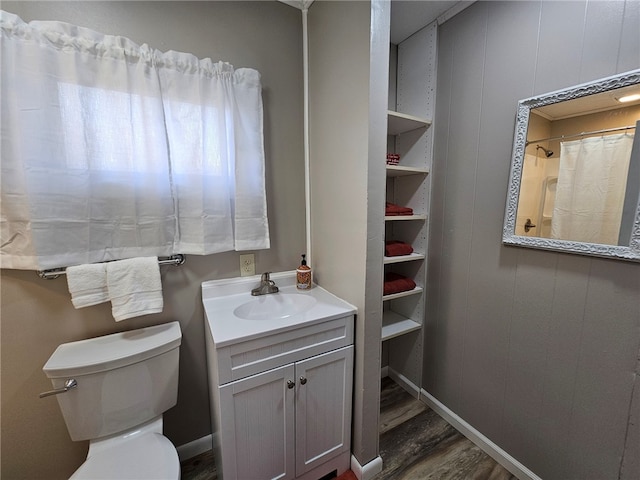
<box><xmin>70</xmin><ymin>432</ymin><xmax>180</xmax><ymax>479</ymax></box>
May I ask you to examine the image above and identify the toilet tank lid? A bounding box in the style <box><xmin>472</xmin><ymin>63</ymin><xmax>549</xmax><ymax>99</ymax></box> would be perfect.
<box><xmin>43</xmin><ymin>321</ymin><xmax>182</xmax><ymax>378</ymax></box>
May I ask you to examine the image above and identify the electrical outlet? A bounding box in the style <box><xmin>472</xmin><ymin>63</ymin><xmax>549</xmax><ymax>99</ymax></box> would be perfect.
<box><xmin>239</xmin><ymin>254</ymin><xmax>255</xmax><ymax>277</ymax></box>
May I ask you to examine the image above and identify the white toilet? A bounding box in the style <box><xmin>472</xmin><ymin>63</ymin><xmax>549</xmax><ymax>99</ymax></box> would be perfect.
<box><xmin>42</xmin><ymin>321</ymin><xmax>182</xmax><ymax>479</ymax></box>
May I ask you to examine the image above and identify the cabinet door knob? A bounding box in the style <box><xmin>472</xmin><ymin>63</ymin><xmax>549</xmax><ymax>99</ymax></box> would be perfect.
<box><xmin>299</xmin><ymin>376</ymin><xmax>307</xmax><ymax>385</ymax></box>
<box><xmin>287</xmin><ymin>380</ymin><xmax>295</xmax><ymax>389</ymax></box>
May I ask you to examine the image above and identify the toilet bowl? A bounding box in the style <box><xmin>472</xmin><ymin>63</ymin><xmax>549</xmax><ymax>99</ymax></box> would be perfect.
<box><xmin>42</xmin><ymin>322</ymin><xmax>182</xmax><ymax>479</ymax></box>
<box><xmin>71</xmin><ymin>425</ymin><xmax>179</xmax><ymax>479</ymax></box>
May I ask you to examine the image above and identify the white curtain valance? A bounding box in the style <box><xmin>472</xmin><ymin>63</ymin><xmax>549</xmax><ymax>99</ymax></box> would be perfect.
<box><xmin>1</xmin><ymin>11</ymin><xmax>270</xmax><ymax>270</ymax></box>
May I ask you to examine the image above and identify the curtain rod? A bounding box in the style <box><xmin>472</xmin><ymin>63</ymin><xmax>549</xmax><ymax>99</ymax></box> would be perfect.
<box><xmin>525</xmin><ymin>124</ymin><xmax>636</xmax><ymax>146</ymax></box>
<box><xmin>37</xmin><ymin>254</ymin><xmax>186</xmax><ymax>280</ymax></box>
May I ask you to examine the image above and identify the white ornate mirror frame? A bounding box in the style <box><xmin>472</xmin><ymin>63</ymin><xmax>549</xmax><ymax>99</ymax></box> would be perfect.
<box><xmin>503</xmin><ymin>69</ymin><xmax>640</xmax><ymax>262</ymax></box>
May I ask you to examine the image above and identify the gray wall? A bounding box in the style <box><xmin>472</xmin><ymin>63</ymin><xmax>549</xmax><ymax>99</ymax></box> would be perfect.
<box><xmin>308</xmin><ymin>0</ymin><xmax>388</xmax><ymax>467</ymax></box>
<box><xmin>0</xmin><ymin>2</ymin><xmax>304</xmax><ymax>479</ymax></box>
<box><xmin>426</xmin><ymin>1</ymin><xmax>640</xmax><ymax>479</ymax></box>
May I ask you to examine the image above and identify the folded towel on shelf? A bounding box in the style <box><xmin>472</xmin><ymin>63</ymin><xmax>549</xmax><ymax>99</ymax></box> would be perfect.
<box><xmin>106</xmin><ymin>257</ymin><xmax>163</xmax><ymax>322</ymax></box>
<box><xmin>66</xmin><ymin>263</ymin><xmax>109</xmax><ymax>308</ymax></box>
<box><xmin>385</xmin><ymin>240</ymin><xmax>414</xmax><ymax>257</ymax></box>
<box><xmin>383</xmin><ymin>272</ymin><xmax>416</xmax><ymax>296</ymax></box>
<box><xmin>385</xmin><ymin>202</ymin><xmax>413</xmax><ymax>216</ymax></box>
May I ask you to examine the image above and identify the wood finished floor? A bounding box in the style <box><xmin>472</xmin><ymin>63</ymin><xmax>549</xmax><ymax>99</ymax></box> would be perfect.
<box><xmin>375</xmin><ymin>377</ymin><xmax>518</xmax><ymax>480</ymax></box>
<box><xmin>180</xmin><ymin>377</ymin><xmax>518</xmax><ymax>480</ymax></box>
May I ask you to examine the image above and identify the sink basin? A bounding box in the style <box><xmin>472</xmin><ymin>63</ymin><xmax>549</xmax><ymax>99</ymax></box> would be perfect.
<box><xmin>233</xmin><ymin>293</ymin><xmax>317</xmax><ymax>320</ymax></box>
<box><xmin>202</xmin><ymin>272</ymin><xmax>357</xmax><ymax>346</ymax></box>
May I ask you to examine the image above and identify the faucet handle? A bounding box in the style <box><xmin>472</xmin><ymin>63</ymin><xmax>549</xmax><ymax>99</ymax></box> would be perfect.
<box><xmin>261</xmin><ymin>272</ymin><xmax>271</xmax><ymax>282</ymax></box>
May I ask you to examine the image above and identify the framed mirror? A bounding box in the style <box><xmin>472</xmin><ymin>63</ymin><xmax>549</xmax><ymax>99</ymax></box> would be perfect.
<box><xmin>503</xmin><ymin>69</ymin><xmax>640</xmax><ymax>262</ymax></box>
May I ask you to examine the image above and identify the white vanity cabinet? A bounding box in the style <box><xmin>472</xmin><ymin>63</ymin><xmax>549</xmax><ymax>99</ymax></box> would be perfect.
<box><xmin>202</xmin><ymin>272</ymin><xmax>356</xmax><ymax>480</ymax></box>
<box><xmin>218</xmin><ymin>345</ymin><xmax>353</xmax><ymax>480</ymax></box>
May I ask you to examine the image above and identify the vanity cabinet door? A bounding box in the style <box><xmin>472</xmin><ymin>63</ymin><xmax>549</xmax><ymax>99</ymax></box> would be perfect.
<box><xmin>218</xmin><ymin>346</ymin><xmax>353</xmax><ymax>479</ymax></box>
<box><xmin>219</xmin><ymin>363</ymin><xmax>296</xmax><ymax>480</ymax></box>
<box><xmin>295</xmin><ymin>346</ymin><xmax>354</xmax><ymax>477</ymax></box>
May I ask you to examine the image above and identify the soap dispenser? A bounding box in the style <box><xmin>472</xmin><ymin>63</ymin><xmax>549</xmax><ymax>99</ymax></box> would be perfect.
<box><xmin>296</xmin><ymin>254</ymin><xmax>312</xmax><ymax>290</ymax></box>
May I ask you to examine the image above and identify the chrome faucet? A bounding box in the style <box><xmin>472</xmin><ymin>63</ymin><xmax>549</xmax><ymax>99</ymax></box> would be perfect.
<box><xmin>251</xmin><ymin>272</ymin><xmax>279</xmax><ymax>296</ymax></box>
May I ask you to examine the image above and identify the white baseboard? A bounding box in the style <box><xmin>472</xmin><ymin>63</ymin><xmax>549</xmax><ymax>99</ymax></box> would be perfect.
<box><xmin>350</xmin><ymin>454</ymin><xmax>383</xmax><ymax>480</ymax></box>
<box><xmin>387</xmin><ymin>368</ymin><xmax>419</xmax><ymax>399</ymax></box>
<box><xmin>382</xmin><ymin>368</ymin><xmax>540</xmax><ymax>480</ymax></box>
<box><xmin>380</xmin><ymin>365</ymin><xmax>389</xmax><ymax>378</ymax></box>
<box><xmin>176</xmin><ymin>434</ymin><xmax>212</xmax><ymax>462</ymax></box>
<box><xmin>420</xmin><ymin>389</ymin><xmax>542</xmax><ymax>480</ymax></box>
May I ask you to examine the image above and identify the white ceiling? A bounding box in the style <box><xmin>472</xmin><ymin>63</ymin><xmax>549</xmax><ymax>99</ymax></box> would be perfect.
<box><xmin>390</xmin><ymin>1</ymin><xmax>468</xmax><ymax>44</ymax></box>
<box><xmin>279</xmin><ymin>1</ymin><xmax>472</xmax><ymax>45</ymax></box>
<box><xmin>534</xmin><ymin>83</ymin><xmax>640</xmax><ymax>121</ymax></box>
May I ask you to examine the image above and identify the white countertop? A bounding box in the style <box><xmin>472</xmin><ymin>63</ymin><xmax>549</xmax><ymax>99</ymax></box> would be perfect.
<box><xmin>202</xmin><ymin>271</ymin><xmax>357</xmax><ymax>347</ymax></box>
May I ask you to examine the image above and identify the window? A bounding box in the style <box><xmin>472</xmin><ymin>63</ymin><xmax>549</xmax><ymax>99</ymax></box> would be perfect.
<box><xmin>0</xmin><ymin>11</ymin><xmax>269</xmax><ymax>270</ymax></box>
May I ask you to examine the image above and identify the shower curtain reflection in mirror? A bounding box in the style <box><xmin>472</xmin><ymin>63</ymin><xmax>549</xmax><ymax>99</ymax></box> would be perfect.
<box><xmin>516</xmin><ymin>128</ymin><xmax>639</xmax><ymax>246</ymax></box>
<box><xmin>551</xmin><ymin>133</ymin><xmax>635</xmax><ymax>245</ymax></box>
<box><xmin>503</xmin><ymin>69</ymin><xmax>640</xmax><ymax>261</ymax></box>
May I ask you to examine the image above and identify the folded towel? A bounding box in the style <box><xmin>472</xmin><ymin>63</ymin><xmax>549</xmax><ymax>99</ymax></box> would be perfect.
<box><xmin>106</xmin><ymin>257</ymin><xmax>163</xmax><ymax>322</ymax></box>
<box><xmin>66</xmin><ymin>263</ymin><xmax>109</xmax><ymax>308</ymax></box>
<box><xmin>385</xmin><ymin>240</ymin><xmax>414</xmax><ymax>257</ymax></box>
<box><xmin>385</xmin><ymin>202</ymin><xmax>413</xmax><ymax>216</ymax></box>
<box><xmin>383</xmin><ymin>272</ymin><xmax>416</xmax><ymax>296</ymax></box>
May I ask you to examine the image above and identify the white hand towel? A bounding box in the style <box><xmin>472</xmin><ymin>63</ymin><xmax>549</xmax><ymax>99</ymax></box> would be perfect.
<box><xmin>66</xmin><ymin>263</ymin><xmax>108</xmax><ymax>309</ymax></box>
<box><xmin>106</xmin><ymin>257</ymin><xmax>163</xmax><ymax>322</ymax></box>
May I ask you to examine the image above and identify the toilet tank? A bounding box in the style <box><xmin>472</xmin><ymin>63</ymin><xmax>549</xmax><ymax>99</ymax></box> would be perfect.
<box><xmin>43</xmin><ymin>322</ymin><xmax>181</xmax><ymax>441</ymax></box>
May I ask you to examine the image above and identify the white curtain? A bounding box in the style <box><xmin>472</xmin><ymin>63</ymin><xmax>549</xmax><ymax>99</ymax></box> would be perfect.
<box><xmin>551</xmin><ymin>133</ymin><xmax>634</xmax><ymax>244</ymax></box>
<box><xmin>1</xmin><ymin>11</ymin><xmax>269</xmax><ymax>270</ymax></box>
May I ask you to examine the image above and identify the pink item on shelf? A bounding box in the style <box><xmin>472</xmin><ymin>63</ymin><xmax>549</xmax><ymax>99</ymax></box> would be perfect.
<box><xmin>386</xmin><ymin>153</ymin><xmax>400</xmax><ymax>165</ymax></box>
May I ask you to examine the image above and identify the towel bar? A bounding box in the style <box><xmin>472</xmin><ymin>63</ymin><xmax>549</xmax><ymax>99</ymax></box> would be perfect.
<box><xmin>37</xmin><ymin>254</ymin><xmax>186</xmax><ymax>280</ymax></box>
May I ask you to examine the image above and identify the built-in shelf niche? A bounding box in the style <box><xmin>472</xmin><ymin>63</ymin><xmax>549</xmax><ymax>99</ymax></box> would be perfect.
<box><xmin>382</xmin><ymin>310</ymin><xmax>421</xmax><ymax>341</ymax></box>
<box><xmin>387</xmin><ymin>110</ymin><xmax>431</xmax><ymax>135</ymax></box>
<box><xmin>383</xmin><ymin>252</ymin><xmax>425</xmax><ymax>264</ymax></box>
<box><xmin>382</xmin><ymin>21</ymin><xmax>436</xmax><ymax>391</ymax></box>
<box><xmin>387</xmin><ymin>164</ymin><xmax>430</xmax><ymax>176</ymax></box>
<box><xmin>383</xmin><ymin>107</ymin><xmax>429</xmax><ymax>342</ymax></box>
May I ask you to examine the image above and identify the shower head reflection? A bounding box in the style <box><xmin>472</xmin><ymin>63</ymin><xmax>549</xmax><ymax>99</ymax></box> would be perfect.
<box><xmin>536</xmin><ymin>145</ymin><xmax>554</xmax><ymax>157</ymax></box>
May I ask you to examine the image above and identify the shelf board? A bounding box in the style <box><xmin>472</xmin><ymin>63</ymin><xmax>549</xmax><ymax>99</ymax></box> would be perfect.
<box><xmin>385</xmin><ymin>214</ymin><xmax>427</xmax><ymax>222</ymax></box>
<box><xmin>387</xmin><ymin>110</ymin><xmax>431</xmax><ymax>135</ymax></box>
<box><xmin>383</xmin><ymin>252</ymin><xmax>425</xmax><ymax>264</ymax></box>
<box><xmin>386</xmin><ymin>165</ymin><xmax>429</xmax><ymax>177</ymax></box>
<box><xmin>382</xmin><ymin>286</ymin><xmax>423</xmax><ymax>301</ymax></box>
<box><xmin>382</xmin><ymin>311</ymin><xmax>422</xmax><ymax>341</ymax></box>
